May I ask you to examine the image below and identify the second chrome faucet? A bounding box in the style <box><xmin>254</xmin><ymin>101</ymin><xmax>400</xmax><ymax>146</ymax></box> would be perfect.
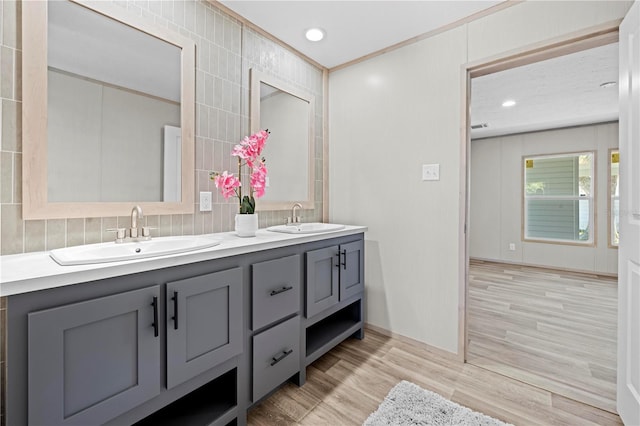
<box><xmin>286</xmin><ymin>203</ymin><xmax>303</xmax><ymax>225</ymax></box>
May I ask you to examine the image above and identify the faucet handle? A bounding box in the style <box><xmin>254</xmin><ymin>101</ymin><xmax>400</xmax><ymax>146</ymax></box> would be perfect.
<box><xmin>141</xmin><ymin>226</ymin><xmax>156</xmax><ymax>238</ymax></box>
<box><xmin>106</xmin><ymin>228</ymin><xmax>127</xmax><ymax>243</ymax></box>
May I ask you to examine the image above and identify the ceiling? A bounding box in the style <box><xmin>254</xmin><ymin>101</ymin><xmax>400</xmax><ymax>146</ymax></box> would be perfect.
<box><xmin>219</xmin><ymin>1</ymin><xmax>619</xmax><ymax>138</ymax></box>
<box><xmin>219</xmin><ymin>0</ymin><xmax>501</xmax><ymax>69</ymax></box>
<box><xmin>471</xmin><ymin>42</ymin><xmax>619</xmax><ymax>139</ymax></box>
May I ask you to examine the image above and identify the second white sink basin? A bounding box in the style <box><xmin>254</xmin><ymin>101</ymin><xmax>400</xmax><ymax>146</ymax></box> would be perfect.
<box><xmin>266</xmin><ymin>223</ymin><xmax>346</xmax><ymax>234</ymax></box>
<box><xmin>50</xmin><ymin>235</ymin><xmax>222</xmax><ymax>266</ymax></box>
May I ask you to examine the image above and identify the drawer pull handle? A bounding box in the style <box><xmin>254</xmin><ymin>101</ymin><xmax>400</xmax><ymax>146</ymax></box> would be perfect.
<box><xmin>270</xmin><ymin>286</ymin><xmax>293</xmax><ymax>296</ymax></box>
<box><xmin>334</xmin><ymin>252</ymin><xmax>341</xmax><ymax>268</ymax></box>
<box><xmin>270</xmin><ymin>349</ymin><xmax>294</xmax><ymax>366</ymax></box>
<box><xmin>151</xmin><ymin>296</ymin><xmax>159</xmax><ymax>338</ymax></box>
<box><xmin>172</xmin><ymin>291</ymin><xmax>179</xmax><ymax>330</ymax></box>
<box><xmin>341</xmin><ymin>249</ymin><xmax>347</xmax><ymax>270</ymax></box>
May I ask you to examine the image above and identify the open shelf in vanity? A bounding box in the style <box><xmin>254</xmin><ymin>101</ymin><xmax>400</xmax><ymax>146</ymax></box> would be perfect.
<box><xmin>135</xmin><ymin>368</ymin><xmax>238</xmax><ymax>426</ymax></box>
<box><xmin>305</xmin><ymin>299</ymin><xmax>363</xmax><ymax>364</ymax></box>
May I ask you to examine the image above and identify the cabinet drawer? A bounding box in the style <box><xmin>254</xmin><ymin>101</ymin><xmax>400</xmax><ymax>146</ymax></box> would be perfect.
<box><xmin>252</xmin><ymin>255</ymin><xmax>300</xmax><ymax>330</ymax></box>
<box><xmin>252</xmin><ymin>316</ymin><xmax>300</xmax><ymax>402</ymax></box>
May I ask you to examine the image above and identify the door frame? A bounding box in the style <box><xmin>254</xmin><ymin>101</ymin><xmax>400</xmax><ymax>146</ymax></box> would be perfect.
<box><xmin>458</xmin><ymin>20</ymin><xmax>621</xmax><ymax>361</ymax></box>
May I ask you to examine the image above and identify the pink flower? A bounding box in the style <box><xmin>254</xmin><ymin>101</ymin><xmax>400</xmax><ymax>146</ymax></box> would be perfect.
<box><xmin>250</xmin><ymin>162</ymin><xmax>268</xmax><ymax>198</ymax></box>
<box><xmin>254</xmin><ymin>130</ymin><xmax>268</xmax><ymax>156</ymax></box>
<box><xmin>213</xmin><ymin>171</ymin><xmax>241</xmax><ymax>199</ymax></box>
<box><xmin>231</xmin><ymin>130</ymin><xmax>269</xmax><ymax>163</ymax></box>
<box><xmin>231</xmin><ymin>141</ymin><xmax>254</xmax><ymax>160</ymax></box>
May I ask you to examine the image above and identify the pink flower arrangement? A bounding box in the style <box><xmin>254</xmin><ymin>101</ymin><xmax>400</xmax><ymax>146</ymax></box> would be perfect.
<box><xmin>211</xmin><ymin>130</ymin><xmax>269</xmax><ymax>214</ymax></box>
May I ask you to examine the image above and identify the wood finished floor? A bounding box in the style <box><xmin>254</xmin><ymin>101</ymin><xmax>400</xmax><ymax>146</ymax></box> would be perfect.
<box><xmin>467</xmin><ymin>260</ymin><xmax>618</xmax><ymax>414</ymax></box>
<box><xmin>248</xmin><ymin>328</ymin><xmax>621</xmax><ymax>425</ymax></box>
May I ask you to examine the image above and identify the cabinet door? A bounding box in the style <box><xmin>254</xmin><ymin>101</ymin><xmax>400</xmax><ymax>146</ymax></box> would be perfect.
<box><xmin>28</xmin><ymin>285</ymin><xmax>161</xmax><ymax>426</ymax></box>
<box><xmin>305</xmin><ymin>245</ymin><xmax>339</xmax><ymax>318</ymax></box>
<box><xmin>166</xmin><ymin>267</ymin><xmax>242</xmax><ymax>389</ymax></box>
<box><xmin>252</xmin><ymin>254</ymin><xmax>300</xmax><ymax>330</ymax></box>
<box><xmin>339</xmin><ymin>240</ymin><xmax>365</xmax><ymax>300</ymax></box>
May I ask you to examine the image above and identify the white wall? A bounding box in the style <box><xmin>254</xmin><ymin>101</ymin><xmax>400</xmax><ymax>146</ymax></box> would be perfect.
<box><xmin>329</xmin><ymin>1</ymin><xmax>631</xmax><ymax>354</ymax></box>
<box><xmin>470</xmin><ymin>123</ymin><xmax>619</xmax><ymax>274</ymax></box>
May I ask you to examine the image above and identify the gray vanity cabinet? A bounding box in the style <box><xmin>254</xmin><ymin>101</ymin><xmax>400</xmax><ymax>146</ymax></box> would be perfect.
<box><xmin>166</xmin><ymin>267</ymin><xmax>242</xmax><ymax>389</ymax></box>
<box><xmin>27</xmin><ymin>285</ymin><xmax>161</xmax><ymax>426</ymax></box>
<box><xmin>7</xmin><ymin>231</ymin><xmax>365</xmax><ymax>426</ymax></box>
<box><xmin>305</xmin><ymin>239</ymin><xmax>364</xmax><ymax>318</ymax></box>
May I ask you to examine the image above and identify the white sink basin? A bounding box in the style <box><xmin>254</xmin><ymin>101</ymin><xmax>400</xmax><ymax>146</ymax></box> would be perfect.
<box><xmin>50</xmin><ymin>235</ymin><xmax>222</xmax><ymax>266</ymax></box>
<box><xmin>266</xmin><ymin>223</ymin><xmax>346</xmax><ymax>234</ymax></box>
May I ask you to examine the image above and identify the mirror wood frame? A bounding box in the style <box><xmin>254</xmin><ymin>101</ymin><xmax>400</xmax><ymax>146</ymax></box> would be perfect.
<box><xmin>22</xmin><ymin>0</ymin><xmax>195</xmax><ymax>219</ymax></box>
<box><xmin>250</xmin><ymin>69</ymin><xmax>316</xmax><ymax>211</ymax></box>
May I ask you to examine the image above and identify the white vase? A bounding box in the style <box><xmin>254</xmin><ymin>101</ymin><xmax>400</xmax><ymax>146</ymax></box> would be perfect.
<box><xmin>235</xmin><ymin>213</ymin><xmax>258</xmax><ymax>237</ymax></box>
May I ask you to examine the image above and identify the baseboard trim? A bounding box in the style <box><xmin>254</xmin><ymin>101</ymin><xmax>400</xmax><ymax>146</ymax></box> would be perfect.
<box><xmin>469</xmin><ymin>257</ymin><xmax>618</xmax><ymax>279</ymax></box>
<box><xmin>364</xmin><ymin>323</ymin><xmax>462</xmax><ymax>362</ymax></box>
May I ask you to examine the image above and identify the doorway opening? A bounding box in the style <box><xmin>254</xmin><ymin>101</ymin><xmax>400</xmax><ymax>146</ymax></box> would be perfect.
<box><xmin>463</xmin><ymin>32</ymin><xmax>619</xmax><ymax>413</ymax></box>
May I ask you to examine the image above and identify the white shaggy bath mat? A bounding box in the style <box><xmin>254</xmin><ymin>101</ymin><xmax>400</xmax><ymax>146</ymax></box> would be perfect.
<box><xmin>364</xmin><ymin>381</ymin><xmax>512</xmax><ymax>426</ymax></box>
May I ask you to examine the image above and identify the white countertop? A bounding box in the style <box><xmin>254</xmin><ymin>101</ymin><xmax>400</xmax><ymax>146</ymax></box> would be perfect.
<box><xmin>0</xmin><ymin>225</ymin><xmax>367</xmax><ymax>297</ymax></box>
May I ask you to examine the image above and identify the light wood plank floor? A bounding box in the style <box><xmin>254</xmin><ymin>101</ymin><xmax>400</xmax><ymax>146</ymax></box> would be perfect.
<box><xmin>248</xmin><ymin>328</ymin><xmax>621</xmax><ymax>425</ymax></box>
<box><xmin>467</xmin><ymin>260</ymin><xmax>618</xmax><ymax>414</ymax></box>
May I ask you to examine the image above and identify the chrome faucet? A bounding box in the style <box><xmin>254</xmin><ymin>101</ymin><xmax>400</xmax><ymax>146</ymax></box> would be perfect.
<box><xmin>107</xmin><ymin>205</ymin><xmax>153</xmax><ymax>243</ymax></box>
<box><xmin>287</xmin><ymin>203</ymin><xmax>303</xmax><ymax>225</ymax></box>
<box><xmin>130</xmin><ymin>205</ymin><xmax>143</xmax><ymax>238</ymax></box>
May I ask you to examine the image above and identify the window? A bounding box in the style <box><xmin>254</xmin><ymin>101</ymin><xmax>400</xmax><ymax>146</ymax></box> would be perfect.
<box><xmin>610</xmin><ymin>149</ymin><xmax>620</xmax><ymax>247</ymax></box>
<box><xmin>523</xmin><ymin>152</ymin><xmax>594</xmax><ymax>244</ymax></box>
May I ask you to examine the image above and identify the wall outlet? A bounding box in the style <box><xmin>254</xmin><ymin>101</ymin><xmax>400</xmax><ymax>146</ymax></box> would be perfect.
<box><xmin>265</xmin><ymin>177</ymin><xmax>270</xmax><ymax>187</ymax></box>
<box><xmin>200</xmin><ymin>191</ymin><xmax>212</xmax><ymax>212</ymax></box>
<box><xmin>422</xmin><ymin>164</ymin><xmax>440</xmax><ymax>181</ymax></box>
<box><xmin>509</xmin><ymin>243</ymin><xmax>516</xmax><ymax>251</ymax></box>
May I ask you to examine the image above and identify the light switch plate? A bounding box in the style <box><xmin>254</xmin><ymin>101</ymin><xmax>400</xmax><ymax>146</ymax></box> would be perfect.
<box><xmin>199</xmin><ymin>191</ymin><xmax>212</xmax><ymax>212</ymax></box>
<box><xmin>422</xmin><ymin>164</ymin><xmax>440</xmax><ymax>181</ymax></box>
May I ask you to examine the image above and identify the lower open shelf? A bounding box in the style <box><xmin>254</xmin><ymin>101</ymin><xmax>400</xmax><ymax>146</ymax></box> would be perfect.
<box><xmin>305</xmin><ymin>299</ymin><xmax>362</xmax><ymax>364</ymax></box>
<box><xmin>135</xmin><ymin>368</ymin><xmax>237</xmax><ymax>426</ymax></box>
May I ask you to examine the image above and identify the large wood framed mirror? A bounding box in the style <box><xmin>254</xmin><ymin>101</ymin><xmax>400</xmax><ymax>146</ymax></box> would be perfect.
<box><xmin>250</xmin><ymin>69</ymin><xmax>315</xmax><ymax>210</ymax></box>
<box><xmin>22</xmin><ymin>0</ymin><xmax>195</xmax><ymax>219</ymax></box>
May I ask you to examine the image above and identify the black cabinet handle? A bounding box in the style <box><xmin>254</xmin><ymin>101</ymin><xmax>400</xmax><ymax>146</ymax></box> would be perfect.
<box><xmin>270</xmin><ymin>349</ymin><xmax>294</xmax><ymax>366</ymax></box>
<box><xmin>334</xmin><ymin>252</ymin><xmax>341</xmax><ymax>268</ymax></box>
<box><xmin>151</xmin><ymin>296</ymin><xmax>159</xmax><ymax>338</ymax></box>
<box><xmin>341</xmin><ymin>249</ymin><xmax>347</xmax><ymax>270</ymax></box>
<box><xmin>171</xmin><ymin>291</ymin><xmax>179</xmax><ymax>330</ymax></box>
<box><xmin>270</xmin><ymin>285</ymin><xmax>293</xmax><ymax>296</ymax></box>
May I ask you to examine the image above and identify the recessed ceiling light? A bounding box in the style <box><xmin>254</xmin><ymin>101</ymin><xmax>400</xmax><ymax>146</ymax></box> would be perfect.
<box><xmin>305</xmin><ymin>28</ymin><xmax>324</xmax><ymax>42</ymax></box>
<box><xmin>600</xmin><ymin>81</ymin><xmax>617</xmax><ymax>88</ymax></box>
<box><xmin>502</xmin><ymin>99</ymin><xmax>516</xmax><ymax>108</ymax></box>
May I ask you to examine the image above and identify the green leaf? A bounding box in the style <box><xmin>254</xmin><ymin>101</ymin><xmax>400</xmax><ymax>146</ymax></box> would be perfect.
<box><xmin>240</xmin><ymin>195</ymin><xmax>255</xmax><ymax>214</ymax></box>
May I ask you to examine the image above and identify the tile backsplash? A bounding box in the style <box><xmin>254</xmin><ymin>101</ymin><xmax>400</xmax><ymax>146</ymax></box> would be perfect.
<box><xmin>0</xmin><ymin>0</ymin><xmax>325</xmax><ymax>255</ymax></box>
